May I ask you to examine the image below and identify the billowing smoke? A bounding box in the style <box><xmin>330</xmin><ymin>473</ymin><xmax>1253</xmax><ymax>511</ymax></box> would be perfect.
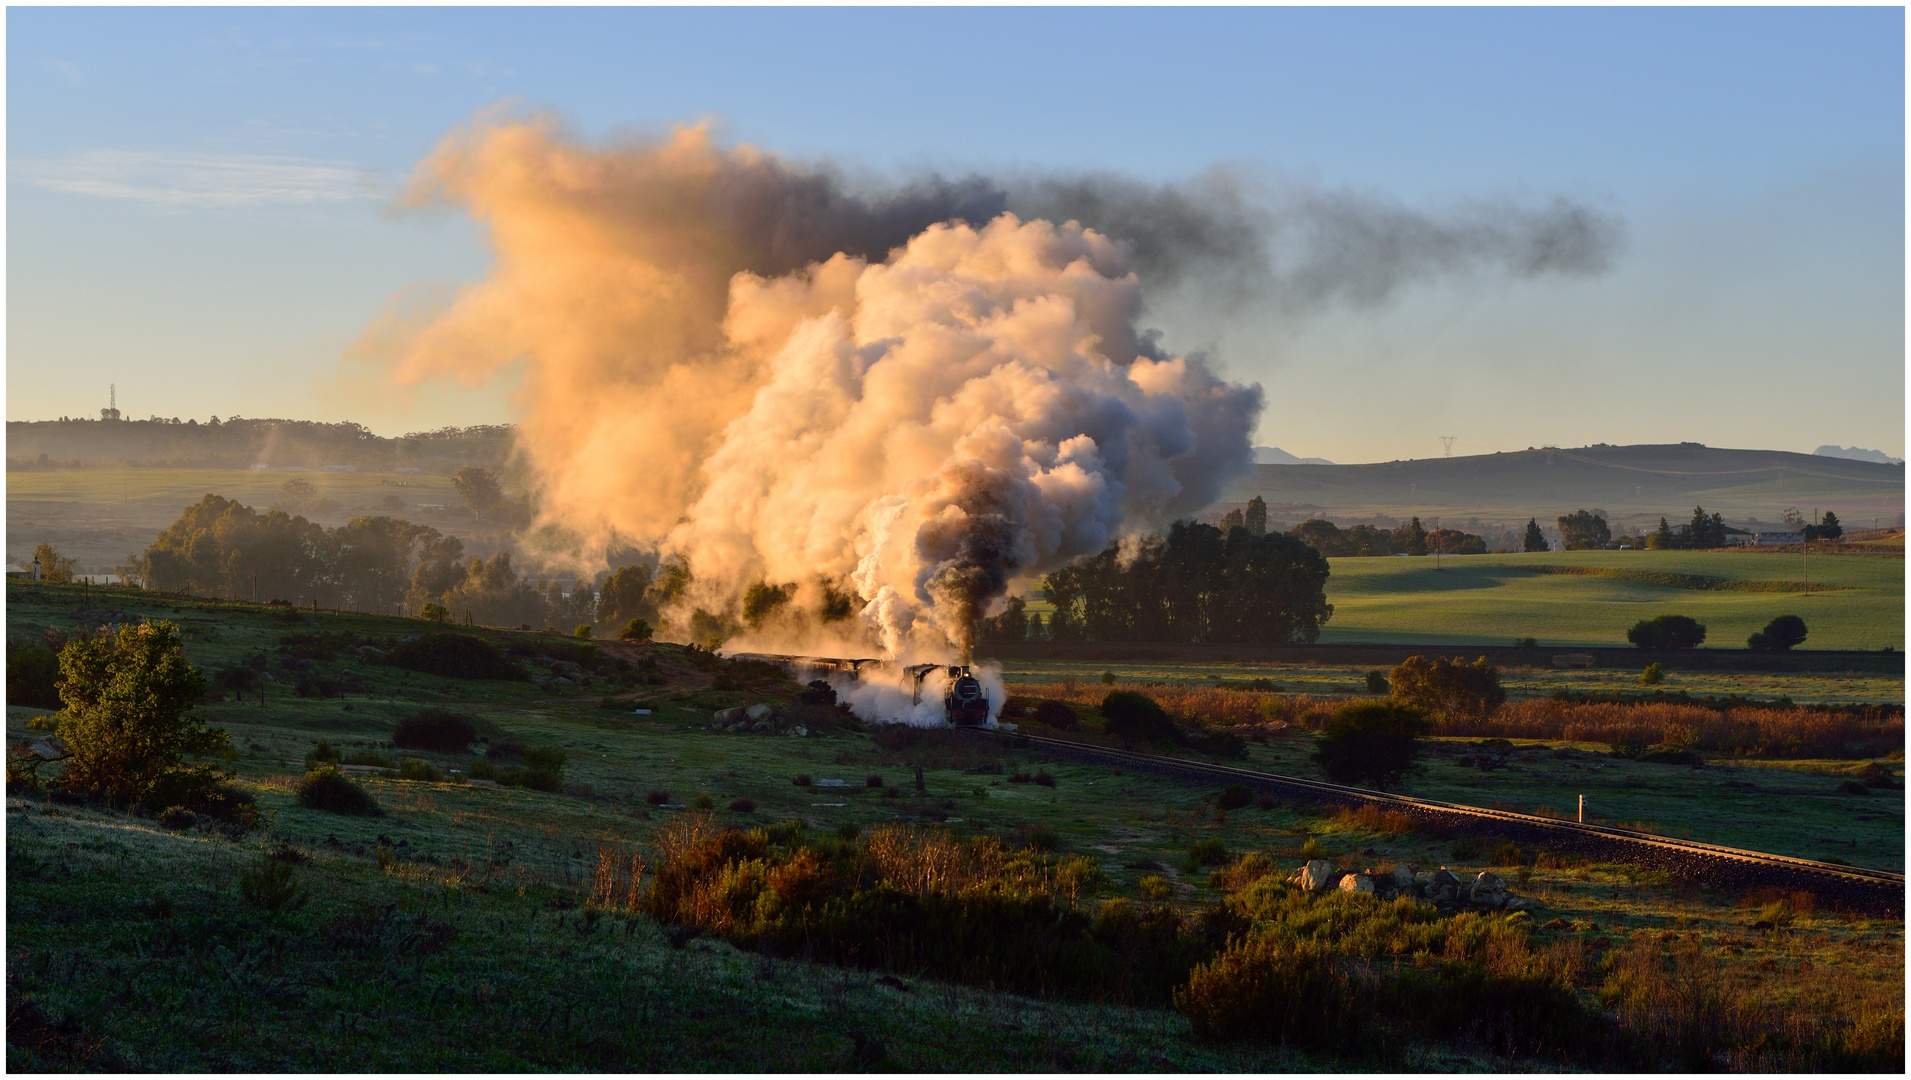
<box><xmin>369</xmin><ymin>109</ymin><xmax>1621</xmax><ymax>661</ymax></box>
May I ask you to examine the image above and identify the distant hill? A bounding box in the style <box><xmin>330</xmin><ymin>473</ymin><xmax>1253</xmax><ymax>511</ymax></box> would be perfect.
<box><xmin>1222</xmin><ymin>442</ymin><xmax>1905</xmax><ymax>536</ymax></box>
<box><xmin>1252</xmin><ymin>446</ymin><xmax>1335</xmax><ymax>465</ymax></box>
<box><xmin>1816</xmin><ymin>444</ymin><xmax>1905</xmax><ymax>466</ymax></box>
<box><xmin>6</xmin><ymin>418</ymin><xmax>512</xmax><ymax>473</ymax></box>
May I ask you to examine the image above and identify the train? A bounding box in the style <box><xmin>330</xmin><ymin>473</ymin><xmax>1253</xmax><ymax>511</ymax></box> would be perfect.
<box><xmin>729</xmin><ymin>652</ymin><xmax>991</xmax><ymax>727</ymax></box>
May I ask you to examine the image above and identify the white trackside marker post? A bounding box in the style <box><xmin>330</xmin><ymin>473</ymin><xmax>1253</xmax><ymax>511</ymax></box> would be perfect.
<box><xmin>1579</xmin><ymin>795</ymin><xmax>1585</xmax><ymax>823</ymax></box>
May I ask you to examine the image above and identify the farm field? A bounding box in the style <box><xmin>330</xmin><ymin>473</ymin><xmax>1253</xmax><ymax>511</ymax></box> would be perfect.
<box><xmin>6</xmin><ymin>580</ymin><xmax>1902</xmax><ymax>1069</ymax></box>
<box><xmin>997</xmin><ymin>659</ymin><xmax>1904</xmax><ymax>708</ymax></box>
<box><xmin>6</xmin><ymin>467</ymin><xmax>499</xmax><ymax>575</ymax></box>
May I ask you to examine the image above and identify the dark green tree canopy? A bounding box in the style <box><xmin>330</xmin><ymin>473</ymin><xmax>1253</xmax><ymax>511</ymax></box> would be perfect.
<box><xmin>1522</xmin><ymin>519</ymin><xmax>1549</xmax><ymax>553</ymax></box>
<box><xmin>1627</xmin><ymin>614</ymin><xmax>1707</xmax><ymax>649</ymax></box>
<box><xmin>1388</xmin><ymin>654</ymin><xmax>1506</xmax><ymax>722</ymax></box>
<box><xmin>1312</xmin><ymin>701</ymin><xmax>1431</xmax><ymax>791</ymax></box>
<box><xmin>1556</xmin><ymin>510</ymin><xmax>1611</xmax><ymax>551</ymax></box>
<box><xmin>54</xmin><ymin>621</ymin><xmax>225</xmax><ymax>807</ymax></box>
<box><xmin>1747</xmin><ymin>614</ymin><xmax>1808</xmax><ymax>651</ymax></box>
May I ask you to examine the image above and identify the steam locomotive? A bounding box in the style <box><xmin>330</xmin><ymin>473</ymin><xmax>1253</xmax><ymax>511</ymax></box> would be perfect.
<box><xmin>732</xmin><ymin>652</ymin><xmax>991</xmax><ymax>727</ymax></box>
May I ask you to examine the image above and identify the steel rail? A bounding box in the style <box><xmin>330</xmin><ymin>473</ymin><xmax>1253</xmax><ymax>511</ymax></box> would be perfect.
<box><xmin>986</xmin><ymin>729</ymin><xmax>1904</xmax><ymax>889</ymax></box>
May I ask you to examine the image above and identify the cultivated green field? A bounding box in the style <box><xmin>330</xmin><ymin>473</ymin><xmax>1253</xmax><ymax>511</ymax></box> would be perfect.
<box><xmin>1315</xmin><ymin>550</ymin><xmax>1902</xmax><ymax>651</ymax></box>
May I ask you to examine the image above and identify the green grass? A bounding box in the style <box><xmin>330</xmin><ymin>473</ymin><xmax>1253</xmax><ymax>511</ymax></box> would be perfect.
<box><xmin>1316</xmin><ymin>550</ymin><xmax>1903</xmax><ymax>650</ymax></box>
<box><xmin>6</xmin><ymin>579</ymin><xmax>1902</xmax><ymax>1068</ymax></box>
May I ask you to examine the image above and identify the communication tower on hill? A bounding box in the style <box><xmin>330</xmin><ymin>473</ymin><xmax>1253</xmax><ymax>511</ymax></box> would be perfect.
<box><xmin>100</xmin><ymin>384</ymin><xmax>121</xmax><ymax>422</ymax></box>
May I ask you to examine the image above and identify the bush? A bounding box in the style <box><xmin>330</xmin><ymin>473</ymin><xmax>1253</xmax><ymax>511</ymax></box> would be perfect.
<box><xmin>1254</xmin><ymin>793</ymin><xmax>1278</xmax><ymax>811</ymax></box>
<box><xmin>6</xmin><ymin>640</ymin><xmax>61</xmax><ymax>709</ymax></box>
<box><xmin>1365</xmin><ymin>669</ymin><xmax>1389</xmax><ymax>694</ymax></box>
<box><xmin>1747</xmin><ymin>615</ymin><xmax>1807</xmax><ymax>651</ymax></box>
<box><xmin>397</xmin><ymin>758</ymin><xmax>443</xmax><ymax>782</ymax></box>
<box><xmin>389</xmin><ymin>633</ymin><xmax>525</xmax><ymax>680</ymax></box>
<box><xmin>295</xmin><ymin>766</ymin><xmax>381</xmax><ymax>816</ymax></box>
<box><xmin>1184</xmin><ymin>837</ymin><xmax>1229</xmax><ymax>871</ymax></box>
<box><xmin>305</xmin><ymin>740</ymin><xmax>341</xmax><ymax>768</ymax></box>
<box><xmin>391</xmin><ymin>709</ymin><xmax>477</xmax><ymax>753</ymax></box>
<box><xmin>1138</xmin><ymin>874</ymin><xmax>1174</xmax><ymax>901</ymax></box>
<box><xmin>728</xmin><ymin>797</ymin><xmax>755</xmax><ymax>813</ymax></box>
<box><xmin>1313</xmin><ymin>701</ymin><xmax>1431</xmax><ymax>791</ymax></box>
<box><xmin>1031</xmin><ymin>700</ymin><xmax>1079</xmax><ymax>729</ymax></box>
<box><xmin>54</xmin><ymin>621</ymin><xmax>227</xmax><ymax>808</ymax></box>
<box><xmin>867</xmin><ymin>774</ymin><xmax>884</xmax><ymax>788</ymax></box>
<box><xmin>573</xmin><ymin>624</ymin><xmax>592</xmax><ymax>640</ymax></box>
<box><xmin>1023</xmin><ymin>823</ymin><xmax>1060</xmax><ymax>852</ymax></box>
<box><xmin>793</xmin><ymin>774</ymin><xmax>812</xmax><ymax>787</ymax></box>
<box><xmin>524</xmin><ymin>745</ymin><xmax>567</xmax><ymax>779</ymax></box>
<box><xmin>1627</xmin><ymin>615</ymin><xmax>1707</xmax><ymax>650</ymax></box>
<box><xmin>1101</xmin><ymin>691</ymin><xmax>1178</xmax><ymax>744</ymax></box>
<box><xmin>1217</xmin><ymin>784</ymin><xmax>1253</xmax><ymax>811</ymax></box>
<box><xmin>1175</xmin><ymin>934</ymin><xmax>1355</xmax><ymax>1046</ymax></box>
<box><xmin>468</xmin><ymin>759</ymin><xmax>498</xmax><ymax>781</ymax></box>
<box><xmin>647</xmin><ymin>790</ymin><xmax>671</xmax><ymax>805</ymax></box>
<box><xmin>1034</xmin><ymin>771</ymin><xmax>1056</xmax><ymax>788</ymax></box>
<box><xmin>238</xmin><ymin>852</ymin><xmax>308</xmax><ymax>912</ymax></box>
<box><xmin>619</xmin><ymin>618</ymin><xmax>653</xmax><ymax>642</ymax></box>
<box><xmin>1389</xmin><ymin>655</ymin><xmax>1505</xmax><ymax>721</ymax></box>
<box><xmin>1639</xmin><ymin>663</ymin><xmax>1665</xmax><ymax>686</ymax></box>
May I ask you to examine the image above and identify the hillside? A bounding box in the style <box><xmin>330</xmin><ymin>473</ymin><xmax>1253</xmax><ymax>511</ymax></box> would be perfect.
<box><xmin>6</xmin><ymin>418</ymin><xmax>513</xmax><ymax>473</ymax></box>
<box><xmin>1222</xmin><ymin>443</ymin><xmax>1905</xmax><ymax>537</ymax></box>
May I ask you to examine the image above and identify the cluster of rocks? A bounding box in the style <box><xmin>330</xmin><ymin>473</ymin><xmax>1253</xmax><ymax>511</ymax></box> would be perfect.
<box><xmin>527</xmin><ymin>655</ymin><xmax>600</xmax><ymax>688</ymax></box>
<box><xmin>708</xmin><ymin>703</ymin><xmax>809</xmax><ymax>738</ymax></box>
<box><xmin>1290</xmin><ymin>859</ymin><xmax>1534</xmax><ymax>912</ymax></box>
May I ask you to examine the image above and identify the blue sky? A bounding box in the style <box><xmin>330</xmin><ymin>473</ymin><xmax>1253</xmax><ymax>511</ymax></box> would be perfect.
<box><xmin>7</xmin><ymin>6</ymin><xmax>1904</xmax><ymax>461</ymax></box>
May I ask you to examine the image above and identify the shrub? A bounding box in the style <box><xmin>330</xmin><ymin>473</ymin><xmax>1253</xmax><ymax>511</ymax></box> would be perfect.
<box><xmin>238</xmin><ymin>852</ymin><xmax>308</xmax><ymax>912</ymax></box>
<box><xmin>1627</xmin><ymin>615</ymin><xmax>1707</xmax><ymax>650</ymax></box>
<box><xmin>1747</xmin><ymin>615</ymin><xmax>1807</xmax><ymax>651</ymax></box>
<box><xmin>1031</xmin><ymin>700</ymin><xmax>1079</xmax><ymax>729</ymax></box>
<box><xmin>1175</xmin><ymin>934</ymin><xmax>1355</xmax><ymax>1046</ymax></box>
<box><xmin>647</xmin><ymin>790</ymin><xmax>671</xmax><ymax>805</ymax></box>
<box><xmin>573</xmin><ymin>624</ymin><xmax>592</xmax><ymax>640</ymax></box>
<box><xmin>1184</xmin><ymin>837</ymin><xmax>1229</xmax><ymax>871</ymax></box>
<box><xmin>867</xmin><ymin>774</ymin><xmax>885</xmax><ymax>788</ymax></box>
<box><xmin>53</xmin><ymin>621</ymin><xmax>226</xmax><ymax>808</ymax></box>
<box><xmin>1023</xmin><ymin>823</ymin><xmax>1060</xmax><ymax>852</ymax></box>
<box><xmin>619</xmin><ymin>618</ymin><xmax>653</xmax><ymax>642</ymax></box>
<box><xmin>1640</xmin><ymin>663</ymin><xmax>1665</xmax><ymax>686</ymax></box>
<box><xmin>1389</xmin><ymin>655</ymin><xmax>1505</xmax><ymax>721</ymax></box>
<box><xmin>397</xmin><ymin>758</ymin><xmax>442</xmax><ymax>782</ymax></box>
<box><xmin>1839</xmin><ymin>779</ymin><xmax>1872</xmax><ymax>796</ymax></box>
<box><xmin>1365</xmin><ymin>669</ymin><xmax>1389</xmax><ymax>694</ymax></box>
<box><xmin>295</xmin><ymin>766</ymin><xmax>381</xmax><ymax>816</ymax></box>
<box><xmin>1101</xmin><ymin>670</ymin><xmax>1117</xmax><ymax>685</ymax></box>
<box><xmin>1101</xmin><ymin>691</ymin><xmax>1178</xmax><ymax>744</ymax></box>
<box><xmin>523</xmin><ymin>745</ymin><xmax>567</xmax><ymax>779</ymax></box>
<box><xmin>6</xmin><ymin>640</ymin><xmax>61</xmax><ymax>709</ymax></box>
<box><xmin>793</xmin><ymin>774</ymin><xmax>812</xmax><ymax>787</ymax></box>
<box><xmin>389</xmin><ymin>633</ymin><xmax>525</xmax><ymax>680</ymax></box>
<box><xmin>1254</xmin><ymin>793</ymin><xmax>1278</xmax><ymax>811</ymax></box>
<box><xmin>1138</xmin><ymin>874</ymin><xmax>1174</xmax><ymax>901</ymax></box>
<box><xmin>1034</xmin><ymin>770</ymin><xmax>1057</xmax><ymax>788</ymax></box>
<box><xmin>305</xmin><ymin>739</ymin><xmax>341</xmax><ymax>768</ymax></box>
<box><xmin>693</xmin><ymin>793</ymin><xmax>716</xmax><ymax>811</ymax></box>
<box><xmin>391</xmin><ymin>709</ymin><xmax>476</xmax><ymax>753</ymax></box>
<box><xmin>467</xmin><ymin>759</ymin><xmax>498</xmax><ymax>780</ymax></box>
<box><xmin>486</xmin><ymin>740</ymin><xmax>525</xmax><ymax>761</ymax></box>
<box><xmin>728</xmin><ymin>797</ymin><xmax>755</xmax><ymax>813</ymax></box>
<box><xmin>1217</xmin><ymin>784</ymin><xmax>1253</xmax><ymax>811</ymax></box>
<box><xmin>1313</xmin><ymin>701</ymin><xmax>1431</xmax><ymax>791</ymax></box>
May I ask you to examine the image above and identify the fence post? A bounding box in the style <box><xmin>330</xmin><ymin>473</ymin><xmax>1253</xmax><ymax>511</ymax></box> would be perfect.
<box><xmin>1578</xmin><ymin>794</ymin><xmax>1584</xmax><ymax>824</ymax></box>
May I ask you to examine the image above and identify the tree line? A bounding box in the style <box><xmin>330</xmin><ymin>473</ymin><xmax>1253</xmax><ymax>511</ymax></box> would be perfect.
<box><xmin>985</xmin><ymin>519</ymin><xmax>1334</xmax><ymax>645</ymax></box>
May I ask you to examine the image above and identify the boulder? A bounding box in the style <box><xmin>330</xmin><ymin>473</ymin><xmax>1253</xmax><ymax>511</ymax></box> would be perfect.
<box><xmin>1338</xmin><ymin>873</ymin><xmax>1375</xmax><ymax>895</ymax></box>
<box><xmin>746</xmin><ymin>703</ymin><xmax>774</xmax><ymax>722</ymax></box>
<box><xmin>1390</xmin><ymin>864</ymin><xmax>1418</xmax><ymax>890</ymax></box>
<box><xmin>789</xmin><ymin>726</ymin><xmax>809</xmax><ymax>738</ymax></box>
<box><xmin>1432</xmin><ymin>867</ymin><xmax>1462</xmax><ymax>889</ymax></box>
<box><xmin>26</xmin><ymin>736</ymin><xmax>69</xmax><ymax>760</ymax></box>
<box><xmin>714</xmin><ymin>706</ymin><xmax>748</xmax><ymax>725</ymax></box>
<box><xmin>1470</xmin><ymin>871</ymin><xmax>1507</xmax><ymax>902</ymax></box>
<box><xmin>1504</xmin><ymin>896</ymin><xmax>1534</xmax><ymax>912</ymax></box>
<box><xmin>1299</xmin><ymin>859</ymin><xmax>1338</xmax><ymax>893</ymax></box>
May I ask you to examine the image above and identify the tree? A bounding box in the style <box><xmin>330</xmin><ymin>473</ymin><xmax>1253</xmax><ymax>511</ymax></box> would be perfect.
<box><xmin>1646</xmin><ymin>517</ymin><xmax>1676</xmax><ymax>550</ymax></box>
<box><xmin>741</xmin><ymin>581</ymin><xmax>796</xmax><ymax>629</ymax></box>
<box><xmin>1556</xmin><ymin>510</ymin><xmax>1611</xmax><ymax>551</ymax></box>
<box><xmin>1681</xmin><ymin>506</ymin><xmax>1726</xmax><ymax>549</ymax></box>
<box><xmin>452</xmin><ymin>467</ymin><xmax>504</xmax><ymax>519</ymax></box>
<box><xmin>442</xmin><ymin>552</ymin><xmax>546</xmax><ymax>628</ymax></box>
<box><xmin>1804</xmin><ymin>512</ymin><xmax>1843</xmax><ymax>542</ymax></box>
<box><xmin>1402</xmin><ymin>517</ymin><xmax>1429</xmax><ymax>556</ymax></box>
<box><xmin>1627</xmin><ymin>614</ymin><xmax>1707</xmax><ymax>649</ymax></box>
<box><xmin>1312</xmin><ymin>701</ymin><xmax>1430</xmax><ymax>791</ymax></box>
<box><xmin>32</xmin><ymin>543</ymin><xmax>77</xmax><ymax>582</ymax></box>
<box><xmin>597</xmin><ymin>563</ymin><xmax>655</xmax><ymax>631</ymax></box>
<box><xmin>1101</xmin><ymin>691</ymin><xmax>1179</xmax><ymax>745</ymax></box>
<box><xmin>54</xmin><ymin>621</ymin><xmax>227</xmax><ymax>808</ymax></box>
<box><xmin>619</xmin><ymin>618</ymin><xmax>653</xmax><ymax>642</ymax></box>
<box><xmin>1219</xmin><ymin>507</ymin><xmax>1246</xmax><ymax>533</ymax></box>
<box><xmin>278</xmin><ymin>478</ymin><xmax>317</xmax><ymax>512</ymax></box>
<box><xmin>980</xmin><ymin>595</ymin><xmax>1029</xmax><ymax>642</ymax></box>
<box><xmin>1747</xmin><ymin>614</ymin><xmax>1807</xmax><ymax>651</ymax></box>
<box><xmin>1522</xmin><ymin>519</ymin><xmax>1549</xmax><ymax>553</ymax></box>
<box><xmin>1244</xmin><ymin>496</ymin><xmax>1268</xmax><ymax>537</ymax></box>
<box><xmin>1388</xmin><ymin>655</ymin><xmax>1506</xmax><ymax>723</ymax></box>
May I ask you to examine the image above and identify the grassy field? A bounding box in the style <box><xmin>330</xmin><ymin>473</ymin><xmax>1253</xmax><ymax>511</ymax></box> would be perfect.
<box><xmin>6</xmin><ymin>467</ymin><xmax>499</xmax><ymax>574</ymax></box>
<box><xmin>6</xmin><ymin>580</ymin><xmax>1902</xmax><ymax>1069</ymax></box>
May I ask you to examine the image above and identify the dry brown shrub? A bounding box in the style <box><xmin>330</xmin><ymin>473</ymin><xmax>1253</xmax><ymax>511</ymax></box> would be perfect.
<box><xmin>1332</xmin><ymin>802</ymin><xmax>1418</xmax><ymax>835</ymax></box>
<box><xmin>1438</xmin><ymin>700</ymin><xmax>1901</xmax><ymax>759</ymax></box>
<box><xmin>592</xmin><ymin>844</ymin><xmax>644</xmax><ymax>911</ymax></box>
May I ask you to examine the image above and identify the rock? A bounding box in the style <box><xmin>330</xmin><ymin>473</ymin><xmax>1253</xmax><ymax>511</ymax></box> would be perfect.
<box><xmin>746</xmin><ymin>703</ymin><xmax>774</xmax><ymax>721</ymax></box>
<box><xmin>1542</xmin><ymin>917</ymin><xmax>1568</xmax><ymax>930</ymax></box>
<box><xmin>790</xmin><ymin>726</ymin><xmax>808</xmax><ymax>738</ymax></box>
<box><xmin>1299</xmin><ymin>859</ymin><xmax>1338</xmax><ymax>893</ymax></box>
<box><xmin>1338</xmin><ymin>873</ymin><xmax>1375</xmax><ymax>895</ymax></box>
<box><xmin>714</xmin><ymin>706</ymin><xmax>747</xmax><ymax>724</ymax></box>
<box><xmin>1390</xmin><ymin>864</ymin><xmax>1417</xmax><ymax>890</ymax></box>
<box><xmin>1472</xmin><ymin>870</ymin><xmax>1505</xmax><ymax>893</ymax></box>
<box><xmin>1414</xmin><ymin>870</ymin><xmax>1439</xmax><ymax>890</ymax></box>
<box><xmin>356</xmin><ymin>645</ymin><xmax>387</xmax><ymax>659</ymax></box>
<box><xmin>1504</xmin><ymin>896</ymin><xmax>1534</xmax><ymax>912</ymax></box>
<box><xmin>1432</xmin><ymin>867</ymin><xmax>1462</xmax><ymax>889</ymax></box>
<box><xmin>26</xmin><ymin>736</ymin><xmax>68</xmax><ymax>760</ymax></box>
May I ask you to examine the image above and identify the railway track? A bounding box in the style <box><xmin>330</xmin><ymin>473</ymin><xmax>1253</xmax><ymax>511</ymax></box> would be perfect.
<box><xmin>980</xmin><ymin>728</ymin><xmax>1905</xmax><ymax>916</ymax></box>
